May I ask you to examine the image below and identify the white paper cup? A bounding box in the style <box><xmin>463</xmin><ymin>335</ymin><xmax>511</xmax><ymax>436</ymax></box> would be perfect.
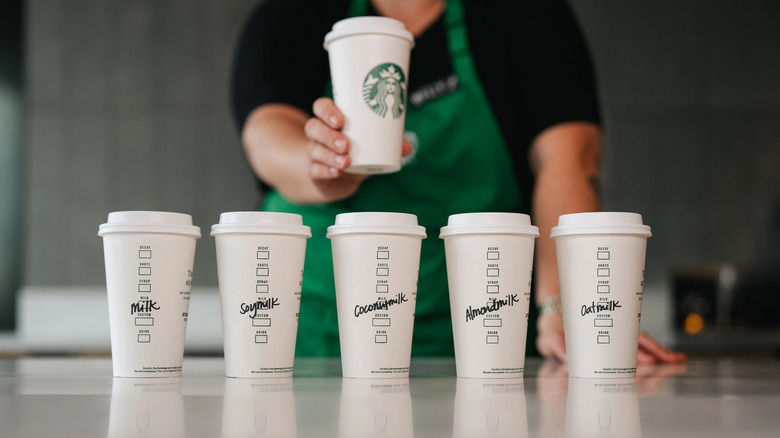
<box><xmin>108</xmin><ymin>378</ymin><xmax>185</xmax><ymax>438</ymax></box>
<box><xmin>99</xmin><ymin>211</ymin><xmax>200</xmax><ymax>378</ymax></box>
<box><xmin>440</xmin><ymin>213</ymin><xmax>539</xmax><ymax>378</ymax></box>
<box><xmin>565</xmin><ymin>378</ymin><xmax>641</xmax><ymax>438</ymax></box>
<box><xmin>324</xmin><ymin>17</ymin><xmax>414</xmax><ymax>174</ymax></box>
<box><xmin>327</xmin><ymin>212</ymin><xmax>426</xmax><ymax>378</ymax></box>
<box><xmin>221</xmin><ymin>377</ymin><xmax>297</xmax><ymax>437</ymax></box>
<box><xmin>211</xmin><ymin>212</ymin><xmax>311</xmax><ymax>378</ymax></box>
<box><xmin>338</xmin><ymin>378</ymin><xmax>413</xmax><ymax>438</ymax></box>
<box><xmin>551</xmin><ymin>212</ymin><xmax>652</xmax><ymax>378</ymax></box>
<box><xmin>453</xmin><ymin>379</ymin><xmax>527</xmax><ymax>438</ymax></box>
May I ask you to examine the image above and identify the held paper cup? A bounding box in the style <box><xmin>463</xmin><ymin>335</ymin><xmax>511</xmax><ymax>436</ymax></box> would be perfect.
<box><xmin>324</xmin><ymin>17</ymin><xmax>414</xmax><ymax>174</ymax></box>
<box><xmin>551</xmin><ymin>212</ymin><xmax>652</xmax><ymax>379</ymax></box>
<box><xmin>98</xmin><ymin>211</ymin><xmax>201</xmax><ymax>378</ymax></box>
<box><xmin>327</xmin><ymin>212</ymin><xmax>426</xmax><ymax>378</ymax></box>
<box><xmin>440</xmin><ymin>213</ymin><xmax>539</xmax><ymax>378</ymax></box>
<box><xmin>211</xmin><ymin>212</ymin><xmax>311</xmax><ymax>378</ymax></box>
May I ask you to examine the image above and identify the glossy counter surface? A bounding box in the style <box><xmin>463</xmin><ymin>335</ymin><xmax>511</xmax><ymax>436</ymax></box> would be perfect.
<box><xmin>0</xmin><ymin>357</ymin><xmax>778</xmax><ymax>437</ymax></box>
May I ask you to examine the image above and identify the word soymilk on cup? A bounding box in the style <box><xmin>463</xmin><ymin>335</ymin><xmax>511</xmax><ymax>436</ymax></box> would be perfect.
<box><xmin>551</xmin><ymin>212</ymin><xmax>652</xmax><ymax>378</ymax></box>
<box><xmin>211</xmin><ymin>212</ymin><xmax>311</xmax><ymax>378</ymax></box>
<box><xmin>99</xmin><ymin>211</ymin><xmax>200</xmax><ymax>378</ymax></box>
<box><xmin>440</xmin><ymin>213</ymin><xmax>539</xmax><ymax>378</ymax></box>
<box><xmin>327</xmin><ymin>212</ymin><xmax>426</xmax><ymax>378</ymax></box>
<box><xmin>324</xmin><ymin>17</ymin><xmax>414</xmax><ymax>174</ymax></box>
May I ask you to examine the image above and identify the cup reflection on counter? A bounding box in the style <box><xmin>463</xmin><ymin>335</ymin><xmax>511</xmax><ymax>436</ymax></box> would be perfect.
<box><xmin>565</xmin><ymin>378</ymin><xmax>641</xmax><ymax>438</ymax></box>
<box><xmin>453</xmin><ymin>378</ymin><xmax>528</xmax><ymax>438</ymax></box>
<box><xmin>221</xmin><ymin>378</ymin><xmax>297</xmax><ymax>438</ymax></box>
<box><xmin>338</xmin><ymin>378</ymin><xmax>414</xmax><ymax>438</ymax></box>
<box><xmin>108</xmin><ymin>378</ymin><xmax>185</xmax><ymax>438</ymax></box>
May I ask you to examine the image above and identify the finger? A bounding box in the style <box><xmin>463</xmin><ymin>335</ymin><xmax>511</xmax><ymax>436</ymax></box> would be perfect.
<box><xmin>304</xmin><ymin>118</ymin><xmax>349</xmax><ymax>154</ymax></box>
<box><xmin>638</xmin><ymin>333</ymin><xmax>687</xmax><ymax>363</ymax></box>
<box><xmin>309</xmin><ymin>140</ymin><xmax>349</xmax><ymax>168</ymax></box>
<box><xmin>537</xmin><ymin>336</ymin><xmax>567</xmax><ymax>363</ymax></box>
<box><xmin>312</xmin><ymin>97</ymin><xmax>343</xmax><ymax>129</ymax></box>
<box><xmin>550</xmin><ymin>339</ymin><xmax>568</xmax><ymax>363</ymax></box>
<box><xmin>402</xmin><ymin>139</ymin><xmax>413</xmax><ymax>157</ymax></box>
<box><xmin>309</xmin><ymin>162</ymin><xmax>341</xmax><ymax>180</ymax></box>
<box><xmin>637</xmin><ymin>348</ymin><xmax>657</xmax><ymax>365</ymax></box>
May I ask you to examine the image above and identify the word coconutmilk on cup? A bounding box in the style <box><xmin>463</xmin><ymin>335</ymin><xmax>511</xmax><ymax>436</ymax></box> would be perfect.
<box><xmin>324</xmin><ymin>17</ymin><xmax>414</xmax><ymax>174</ymax></box>
<box><xmin>327</xmin><ymin>212</ymin><xmax>426</xmax><ymax>378</ymax></box>
<box><xmin>99</xmin><ymin>211</ymin><xmax>200</xmax><ymax>378</ymax></box>
<box><xmin>551</xmin><ymin>212</ymin><xmax>652</xmax><ymax>378</ymax></box>
<box><xmin>440</xmin><ymin>213</ymin><xmax>539</xmax><ymax>378</ymax></box>
<box><xmin>211</xmin><ymin>212</ymin><xmax>311</xmax><ymax>378</ymax></box>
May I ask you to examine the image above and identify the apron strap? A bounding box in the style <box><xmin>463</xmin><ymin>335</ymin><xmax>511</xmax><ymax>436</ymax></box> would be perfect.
<box><xmin>443</xmin><ymin>0</ymin><xmax>479</xmax><ymax>85</ymax></box>
<box><xmin>347</xmin><ymin>0</ymin><xmax>367</xmax><ymax>17</ymax></box>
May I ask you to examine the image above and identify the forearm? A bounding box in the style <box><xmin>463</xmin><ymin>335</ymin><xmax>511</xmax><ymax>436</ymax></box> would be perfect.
<box><xmin>530</xmin><ymin>122</ymin><xmax>602</xmax><ymax>307</ymax></box>
<box><xmin>241</xmin><ymin>104</ymin><xmax>328</xmax><ymax>204</ymax></box>
<box><xmin>533</xmin><ymin>162</ymin><xmax>599</xmax><ymax>306</ymax></box>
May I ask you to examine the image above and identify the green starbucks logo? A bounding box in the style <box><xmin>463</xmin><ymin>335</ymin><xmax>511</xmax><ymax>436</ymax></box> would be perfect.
<box><xmin>362</xmin><ymin>63</ymin><xmax>407</xmax><ymax>119</ymax></box>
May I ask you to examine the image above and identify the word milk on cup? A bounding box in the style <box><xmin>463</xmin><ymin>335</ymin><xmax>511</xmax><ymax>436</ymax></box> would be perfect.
<box><xmin>98</xmin><ymin>211</ymin><xmax>200</xmax><ymax>378</ymax></box>
<box><xmin>324</xmin><ymin>17</ymin><xmax>414</xmax><ymax>174</ymax></box>
<box><xmin>327</xmin><ymin>212</ymin><xmax>426</xmax><ymax>378</ymax></box>
<box><xmin>211</xmin><ymin>212</ymin><xmax>311</xmax><ymax>378</ymax></box>
<box><xmin>440</xmin><ymin>213</ymin><xmax>539</xmax><ymax>378</ymax></box>
<box><xmin>550</xmin><ymin>212</ymin><xmax>652</xmax><ymax>378</ymax></box>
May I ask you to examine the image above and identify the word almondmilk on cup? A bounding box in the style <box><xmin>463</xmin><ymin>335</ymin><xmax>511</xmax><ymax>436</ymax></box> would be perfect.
<box><xmin>324</xmin><ymin>17</ymin><xmax>414</xmax><ymax>174</ymax></box>
<box><xmin>551</xmin><ymin>212</ymin><xmax>652</xmax><ymax>378</ymax></box>
<box><xmin>327</xmin><ymin>212</ymin><xmax>426</xmax><ymax>378</ymax></box>
<box><xmin>440</xmin><ymin>213</ymin><xmax>539</xmax><ymax>378</ymax></box>
<box><xmin>211</xmin><ymin>212</ymin><xmax>311</xmax><ymax>378</ymax></box>
<box><xmin>99</xmin><ymin>211</ymin><xmax>200</xmax><ymax>378</ymax></box>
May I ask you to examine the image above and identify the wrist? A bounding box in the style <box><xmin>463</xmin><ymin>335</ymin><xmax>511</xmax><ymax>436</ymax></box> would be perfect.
<box><xmin>538</xmin><ymin>295</ymin><xmax>562</xmax><ymax>317</ymax></box>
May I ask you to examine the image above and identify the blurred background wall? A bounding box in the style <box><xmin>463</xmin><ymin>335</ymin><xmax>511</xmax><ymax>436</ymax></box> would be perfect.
<box><xmin>1</xmin><ymin>0</ymin><xmax>779</xmax><ymax>346</ymax></box>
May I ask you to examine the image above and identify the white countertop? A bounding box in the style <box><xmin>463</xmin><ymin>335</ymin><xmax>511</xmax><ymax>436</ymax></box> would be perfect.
<box><xmin>1</xmin><ymin>356</ymin><xmax>779</xmax><ymax>437</ymax></box>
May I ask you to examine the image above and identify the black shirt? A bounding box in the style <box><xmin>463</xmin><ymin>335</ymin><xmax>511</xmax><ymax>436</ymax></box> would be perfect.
<box><xmin>231</xmin><ymin>0</ymin><xmax>601</xmax><ymax>205</ymax></box>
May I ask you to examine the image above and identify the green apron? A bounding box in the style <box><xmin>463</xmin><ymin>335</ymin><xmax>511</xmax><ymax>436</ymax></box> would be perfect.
<box><xmin>263</xmin><ymin>0</ymin><xmax>525</xmax><ymax>356</ymax></box>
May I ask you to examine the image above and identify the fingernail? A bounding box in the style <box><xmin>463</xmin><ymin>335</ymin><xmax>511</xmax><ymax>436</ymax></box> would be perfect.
<box><xmin>329</xmin><ymin>166</ymin><xmax>339</xmax><ymax>175</ymax></box>
<box><xmin>334</xmin><ymin>139</ymin><xmax>346</xmax><ymax>152</ymax></box>
<box><xmin>334</xmin><ymin>155</ymin><xmax>346</xmax><ymax>167</ymax></box>
<box><xmin>329</xmin><ymin>115</ymin><xmax>339</xmax><ymax>126</ymax></box>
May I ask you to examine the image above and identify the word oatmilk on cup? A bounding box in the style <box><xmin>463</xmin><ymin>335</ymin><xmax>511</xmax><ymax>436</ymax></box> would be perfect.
<box><xmin>211</xmin><ymin>212</ymin><xmax>311</xmax><ymax>378</ymax></box>
<box><xmin>324</xmin><ymin>17</ymin><xmax>414</xmax><ymax>174</ymax></box>
<box><xmin>327</xmin><ymin>212</ymin><xmax>426</xmax><ymax>378</ymax></box>
<box><xmin>440</xmin><ymin>213</ymin><xmax>539</xmax><ymax>378</ymax></box>
<box><xmin>551</xmin><ymin>212</ymin><xmax>652</xmax><ymax>378</ymax></box>
<box><xmin>98</xmin><ymin>211</ymin><xmax>201</xmax><ymax>378</ymax></box>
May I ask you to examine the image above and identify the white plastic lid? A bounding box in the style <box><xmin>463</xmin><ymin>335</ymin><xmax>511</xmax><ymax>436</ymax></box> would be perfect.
<box><xmin>98</xmin><ymin>211</ymin><xmax>201</xmax><ymax>238</ymax></box>
<box><xmin>210</xmin><ymin>212</ymin><xmax>311</xmax><ymax>237</ymax></box>
<box><xmin>324</xmin><ymin>16</ymin><xmax>415</xmax><ymax>50</ymax></box>
<box><xmin>550</xmin><ymin>212</ymin><xmax>651</xmax><ymax>238</ymax></box>
<box><xmin>439</xmin><ymin>213</ymin><xmax>540</xmax><ymax>238</ymax></box>
<box><xmin>326</xmin><ymin>212</ymin><xmax>426</xmax><ymax>238</ymax></box>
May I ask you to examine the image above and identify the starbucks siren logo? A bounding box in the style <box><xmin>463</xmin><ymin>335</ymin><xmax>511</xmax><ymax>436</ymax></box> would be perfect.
<box><xmin>362</xmin><ymin>63</ymin><xmax>407</xmax><ymax>119</ymax></box>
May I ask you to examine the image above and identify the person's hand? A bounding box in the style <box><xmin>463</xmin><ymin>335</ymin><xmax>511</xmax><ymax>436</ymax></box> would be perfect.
<box><xmin>637</xmin><ymin>332</ymin><xmax>687</xmax><ymax>364</ymax></box>
<box><xmin>536</xmin><ymin>313</ymin><xmax>567</xmax><ymax>363</ymax></box>
<box><xmin>303</xmin><ymin>98</ymin><xmax>412</xmax><ymax>201</ymax></box>
<box><xmin>536</xmin><ymin>312</ymin><xmax>687</xmax><ymax>364</ymax></box>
